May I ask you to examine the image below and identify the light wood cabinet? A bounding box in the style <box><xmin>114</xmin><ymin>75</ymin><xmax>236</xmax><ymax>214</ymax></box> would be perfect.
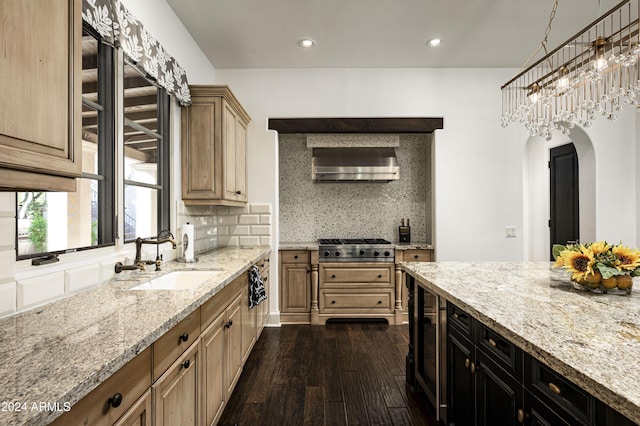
<box><xmin>152</xmin><ymin>339</ymin><xmax>200</xmax><ymax>426</ymax></box>
<box><xmin>240</xmin><ymin>272</ymin><xmax>257</xmax><ymax>363</ymax></box>
<box><xmin>0</xmin><ymin>0</ymin><xmax>81</xmax><ymax>191</ymax></box>
<box><xmin>152</xmin><ymin>310</ymin><xmax>201</xmax><ymax>382</ymax></box>
<box><xmin>113</xmin><ymin>390</ymin><xmax>151</xmax><ymax>426</ymax></box>
<box><xmin>181</xmin><ymin>85</ymin><xmax>250</xmax><ymax>206</ymax></box>
<box><xmin>50</xmin><ymin>348</ymin><xmax>151</xmax><ymax>426</ymax></box>
<box><xmin>397</xmin><ymin>249</ymin><xmax>434</xmax><ymax>323</ymax></box>
<box><xmin>318</xmin><ymin>262</ymin><xmax>395</xmax><ymax>324</ymax></box>
<box><xmin>279</xmin><ymin>250</ymin><xmax>311</xmax><ymax>323</ymax></box>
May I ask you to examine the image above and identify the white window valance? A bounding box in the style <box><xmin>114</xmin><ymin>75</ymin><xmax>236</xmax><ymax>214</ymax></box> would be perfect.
<box><xmin>82</xmin><ymin>0</ymin><xmax>191</xmax><ymax>105</ymax></box>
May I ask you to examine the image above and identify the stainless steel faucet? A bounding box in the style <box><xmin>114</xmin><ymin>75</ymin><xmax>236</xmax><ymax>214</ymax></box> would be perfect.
<box><xmin>115</xmin><ymin>231</ymin><xmax>177</xmax><ymax>273</ymax></box>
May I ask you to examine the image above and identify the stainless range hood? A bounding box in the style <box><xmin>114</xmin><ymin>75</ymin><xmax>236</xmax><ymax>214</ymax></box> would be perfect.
<box><xmin>311</xmin><ymin>147</ymin><xmax>399</xmax><ymax>182</ymax></box>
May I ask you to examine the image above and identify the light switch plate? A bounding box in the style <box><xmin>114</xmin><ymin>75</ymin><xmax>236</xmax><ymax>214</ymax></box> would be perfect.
<box><xmin>505</xmin><ymin>226</ymin><xmax>517</xmax><ymax>238</ymax></box>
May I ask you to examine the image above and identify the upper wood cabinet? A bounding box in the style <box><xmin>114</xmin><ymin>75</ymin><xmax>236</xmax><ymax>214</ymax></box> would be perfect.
<box><xmin>181</xmin><ymin>85</ymin><xmax>250</xmax><ymax>206</ymax></box>
<box><xmin>0</xmin><ymin>0</ymin><xmax>82</xmax><ymax>191</ymax></box>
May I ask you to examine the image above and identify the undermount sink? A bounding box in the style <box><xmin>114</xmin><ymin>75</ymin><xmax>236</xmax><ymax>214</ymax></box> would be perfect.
<box><xmin>130</xmin><ymin>270</ymin><xmax>222</xmax><ymax>291</ymax></box>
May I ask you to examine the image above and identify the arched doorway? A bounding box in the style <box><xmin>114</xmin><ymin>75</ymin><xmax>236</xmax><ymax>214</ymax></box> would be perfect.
<box><xmin>523</xmin><ymin>127</ymin><xmax>596</xmax><ymax>261</ymax></box>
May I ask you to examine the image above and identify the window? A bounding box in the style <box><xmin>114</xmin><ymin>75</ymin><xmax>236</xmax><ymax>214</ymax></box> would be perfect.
<box><xmin>16</xmin><ymin>25</ymin><xmax>115</xmax><ymax>259</ymax></box>
<box><xmin>122</xmin><ymin>62</ymin><xmax>171</xmax><ymax>242</ymax></box>
<box><xmin>16</xmin><ymin>25</ymin><xmax>171</xmax><ymax>259</ymax></box>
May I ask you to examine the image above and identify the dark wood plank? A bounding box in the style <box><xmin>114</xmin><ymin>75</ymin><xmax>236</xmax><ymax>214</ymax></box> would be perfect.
<box><xmin>220</xmin><ymin>323</ymin><xmax>437</xmax><ymax>426</ymax></box>
<box><xmin>268</xmin><ymin>117</ymin><xmax>444</xmax><ymax>134</ymax></box>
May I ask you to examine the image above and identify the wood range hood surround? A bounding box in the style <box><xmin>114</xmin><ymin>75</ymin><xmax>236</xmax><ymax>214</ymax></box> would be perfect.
<box><xmin>268</xmin><ymin>117</ymin><xmax>443</xmax><ymax>134</ymax></box>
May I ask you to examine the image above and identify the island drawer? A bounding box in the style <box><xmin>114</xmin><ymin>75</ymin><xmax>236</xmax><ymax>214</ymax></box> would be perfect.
<box><xmin>153</xmin><ymin>309</ymin><xmax>201</xmax><ymax>381</ymax></box>
<box><xmin>319</xmin><ymin>290</ymin><xmax>393</xmax><ymax>312</ymax></box>
<box><xmin>280</xmin><ymin>250</ymin><xmax>310</xmax><ymax>264</ymax></box>
<box><xmin>447</xmin><ymin>303</ymin><xmax>473</xmax><ymax>339</ymax></box>
<box><xmin>51</xmin><ymin>347</ymin><xmax>151</xmax><ymax>426</ymax></box>
<box><xmin>476</xmin><ymin>322</ymin><xmax>522</xmax><ymax>381</ymax></box>
<box><xmin>525</xmin><ymin>356</ymin><xmax>594</xmax><ymax>424</ymax></box>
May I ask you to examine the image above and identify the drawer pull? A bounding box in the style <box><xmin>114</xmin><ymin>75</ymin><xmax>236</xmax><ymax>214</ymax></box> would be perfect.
<box><xmin>377</xmin><ymin>300</ymin><xmax>382</xmax><ymax>304</ymax></box>
<box><xmin>180</xmin><ymin>333</ymin><xmax>189</xmax><ymax>342</ymax></box>
<box><xmin>414</xmin><ymin>255</ymin><xmax>419</xmax><ymax>259</ymax></box>
<box><xmin>517</xmin><ymin>408</ymin><xmax>525</xmax><ymax>424</ymax></box>
<box><xmin>331</xmin><ymin>274</ymin><xmax>336</xmax><ymax>278</ymax></box>
<box><xmin>225</xmin><ymin>320</ymin><xmax>233</xmax><ymax>329</ymax></box>
<box><xmin>108</xmin><ymin>393</ymin><xmax>123</xmax><ymax>409</ymax></box>
<box><xmin>294</xmin><ymin>255</ymin><xmax>298</xmax><ymax>259</ymax></box>
<box><xmin>377</xmin><ymin>274</ymin><xmax>382</xmax><ymax>278</ymax></box>
<box><xmin>548</xmin><ymin>382</ymin><xmax>561</xmax><ymax>395</ymax></box>
<box><xmin>331</xmin><ymin>300</ymin><xmax>336</xmax><ymax>304</ymax></box>
<box><xmin>465</xmin><ymin>358</ymin><xmax>470</xmax><ymax>369</ymax></box>
<box><xmin>182</xmin><ymin>359</ymin><xmax>191</xmax><ymax>369</ymax></box>
<box><xmin>488</xmin><ymin>338</ymin><xmax>497</xmax><ymax>347</ymax></box>
<box><xmin>453</xmin><ymin>313</ymin><xmax>459</xmax><ymax>319</ymax></box>
<box><xmin>235</xmin><ymin>190</ymin><xmax>242</xmax><ymax>195</ymax></box>
<box><xmin>470</xmin><ymin>361</ymin><xmax>476</xmax><ymax>374</ymax></box>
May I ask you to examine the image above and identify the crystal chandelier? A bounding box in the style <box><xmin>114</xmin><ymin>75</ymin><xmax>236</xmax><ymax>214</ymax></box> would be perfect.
<box><xmin>501</xmin><ymin>0</ymin><xmax>640</xmax><ymax>140</ymax></box>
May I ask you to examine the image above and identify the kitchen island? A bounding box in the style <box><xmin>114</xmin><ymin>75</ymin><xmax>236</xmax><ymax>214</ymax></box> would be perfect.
<box><xmin>0</xmin><ymin>246</ymin><xmax>270</xmax><ymax>425</ymax></box>
<box><xmin>401</xmin><ymin>261</ymin><xmax>640</xmax><ymax>424</ymax></box>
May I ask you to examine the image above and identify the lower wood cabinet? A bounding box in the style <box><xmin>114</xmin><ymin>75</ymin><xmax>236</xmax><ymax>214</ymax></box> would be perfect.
<box><xmin>152</xmin><ymin>340</ymin><xmax>200</xmax><ymax>426</ymax></box>
<box><xmin>52</xmin><ymin>257</ymin><xmax>268</xmax><ymax>426</ymax></box>
<box><xmin>279</xmin><ymin>250</ymin><xmax>311</xmax><ymax>323</ymax></box>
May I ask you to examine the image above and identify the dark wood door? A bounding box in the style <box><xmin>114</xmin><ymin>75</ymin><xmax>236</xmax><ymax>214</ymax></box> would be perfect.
<box><xmin>447</xmin><ymin>332</ymin><xmax>474</xmax><ymax>426</ymax></box>
<box><xmin>550</xmin><ymin>144</ymin><xmax>579</xmax><ymax>260</ymax></box>
<box><xmin>475</xmin><ymin>351</ymin><xmax>522</xmax><ymax>426</ymax></box>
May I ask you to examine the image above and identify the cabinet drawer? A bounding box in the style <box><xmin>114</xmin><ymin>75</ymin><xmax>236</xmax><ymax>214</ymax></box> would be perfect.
<box><xmin>280</xmin><ymin>250</ymin><xmax>310</xmax><ymax>264</ymax></box>
<box><xmin>477</xmin><ymin>322</ymin><xmax>522</xmax><ymax>380</ymax></box>
<box><xmin>404</xmin><ymin>250</ymin><xmax>433</xmax><ymax>262</ymax></box>
<box><xmin>526</xmin><ymin>356</ymin><xmax>594</xmax><ymax>424</ymax></box>
<box><xmin>153</xmin><ymin>310</ymin><xmax>201</xmax><ymax>381</ymax></box>
<box><xmin>320</xmin><ymin>290</ymin><xmax>393</xmax><ymax>312</ymax></box>
<box><xmin>448</xmin><ymin>303</ymin><xmax>473</xmax><ymax>338</ymax></box>
<box><xmin>51</xmin><ymin>348</ymin><xmax>151</xmax><ymax>426</ymax></box>
<box><xmin>321</xmin><ymin>266</ymin><xmax>392</xmax><ymax>285</ymax></box>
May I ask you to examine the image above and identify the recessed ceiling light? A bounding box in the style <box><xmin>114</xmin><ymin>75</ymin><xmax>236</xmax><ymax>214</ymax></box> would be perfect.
<box><xmin>298</xmin><ymin>39</ymin><xmax>316</xmax><ymax>48</ymax></box>
<box><xmin>427</xmin><ymin>38</ymin><xmax>442</xmax><ymax>47</ymax></box>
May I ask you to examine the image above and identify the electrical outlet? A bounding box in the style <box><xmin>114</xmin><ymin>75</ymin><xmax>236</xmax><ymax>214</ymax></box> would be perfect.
<box><xmin>505</xmin><ymin>226</ymin><xmax>517</xmax><ymax>238</ymax></box>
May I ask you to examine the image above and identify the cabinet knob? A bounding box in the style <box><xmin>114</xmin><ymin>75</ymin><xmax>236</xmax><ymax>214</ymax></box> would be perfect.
<box><xmin>548</xmin><ymin>382</ymin><xmax>561</xmax><ymax>395</ymax></box>
<box><xmin>294</xmin><ymin>255</ymin><xmax>298</xmax><ymax>259</ymax></box>
<box><xmin>331</xmin><ymin>274</ymin><xmax>336</xmax><ymax>278</ymax></box>
<box><xmin>464</xmin><ymin>358</ymin><xmax>470</xmax><ymax>369</ymax></box>
<box><xmin>108</xmin><ymin>393</ymin><xmax>123</xmax><ymax>408</ymax></box>
<box><xmin>488</xmin><ymin>338</ymin><xmax>497</xmax><ymax>347</ymax></box>
<box><xmin>182</xmin><ymin>359</ymin><xmax>191</xmax><ymax>369</ymax></box>
<box><xmin>414</xmin><ymin>255</ymin><xmax>419</xmax><ymax>259</ymax></box>
<box><xmin>453</xmin><ymin>313</ymin><xmax>459</xmax><ymax>319</ymax></box>
<box><xmin>331</xmin><ymin>300</ymin><xmax>336</xmax><ymax>304</ymax></box>
<box><xmin>377</xmin><ymin>300</ymin><xmax>382</xmax><ymax>304</ymax></box>
<box><xmin>470</xmin><ymin>361</ymin><xmax>476</xmax><ymax>374</ymax></box>
<box><xmin>225</xmin><ymin>320</ymin><xmax>233</xmax><ymax>329</ymax></box>
<box><xmin>517</xmin><ymin>409</ymin><xmax>525</xmax><ymax>424</ymax></box>
<box><xmin>377</xmin><ymin>274</ymin><xmax>382</xmax><ymax>278</ymax></box>
<box><xmin>180</xmin><ymin>333</ymin><xmax>189</xmax><ymax>342</ymax></box>
<box><xmin>235</xmin><ymin>190</ymin><xmax>242</xmax><ymax>195</ymax></box>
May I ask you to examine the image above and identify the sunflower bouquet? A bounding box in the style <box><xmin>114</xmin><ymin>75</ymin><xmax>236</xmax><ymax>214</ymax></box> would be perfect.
<box><xmin>552</xmin><ymin>241</ymin><xmax>640</xmax><ymax>294</ymax></box>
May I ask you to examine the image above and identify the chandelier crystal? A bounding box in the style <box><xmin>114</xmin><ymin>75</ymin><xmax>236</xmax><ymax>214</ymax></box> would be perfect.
<box><xmin>501</xmin><ymin>0</ymin><xmax>640</xmax><ymax>140</ymax></box>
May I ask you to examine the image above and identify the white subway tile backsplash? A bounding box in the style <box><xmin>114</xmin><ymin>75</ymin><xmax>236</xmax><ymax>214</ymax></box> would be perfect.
<box><xmin>17</xmin><ymin>271</ymin><xmax>65</xmax><ymax>310</ymax></box>
<box><xmin>250</xmin><ymin>225</ymin><xmax>271</xmax><ymax>236</ymax></box>
<box><xmin>0</xmin><ymin>193</ymin><xmax>15</xmax><ymax>216</ymax></box>
<box><xmin>218</xmin><ymin>236</ymin><xmax>238</xmax><ymax>247</ymax></box>
<box><xmin>239</xmin><ymin>236</ymin><xmax>260</xmax><ymax>247</ymax></box>
<box><xmin>0</xmin><ymin>250</ymin><xmax>15</xmax><ymax>282</ymax></box>
<box><xmin>65</xmin><ymin>265</ymin><xmax>101</xmax><ymax>293</ymax></box>
<box><xmin>259</xmin><ymin>214</ymin><xmax>271</xmax><ymax>225</ymax></box>
<box><xmin>0</xmin><ymin>218</ymin><xmax>14</xmax><ymax>248</ymax></box>
<box><xmin>239</xmin><ymin>214</ymin><xmax>260</xmax><ymax>225</ymax></box>
<box><xmin>0</xmin><ymin>282</ymin><xmax>16</xmax><ymax>317</ymax></box>
<box><xmin>219</xmin><ymin>215</ymin><xmax>238</xmax><ymax>225</ymax></box>
<box><xmin>250</xmin><ymin>204</ymin><xmax>271</xmax><ymax>214</ymax></box>
<box><xmin>217</xmin><ymin>226</ymin><xmax>229</xmax><ymax>236</ymax></box>
<box><xmin>260</xmin><ymin>236</ymin><xmax>271</xmax><ymax>246</ymax></box>
<box><xmin>231</xmin><ymin>225</ymin><xmax>250</xmax><ymax>235</ymax></box>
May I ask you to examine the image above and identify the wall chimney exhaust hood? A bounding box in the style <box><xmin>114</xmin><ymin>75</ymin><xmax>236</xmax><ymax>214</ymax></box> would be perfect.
<box><xmin>311</xmin><ymin>147</ymin><xmax>399</xmax><ymax>182</ymax></box>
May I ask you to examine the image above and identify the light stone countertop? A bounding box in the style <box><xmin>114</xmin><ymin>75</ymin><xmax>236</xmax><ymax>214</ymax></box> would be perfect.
<box><xmin>401</xmin><ymin>261</ymin><xmax>640</xmax><ymax>423</ymax></box>
<box><xmin>278</xmin><ymin>241</ymin><xmax>434</xmax><ymax>251</ymax></box>
<box><xmin>0</xmin><ymin>246</ymin><xmax>270</xmax><ymax>426</ymax></box>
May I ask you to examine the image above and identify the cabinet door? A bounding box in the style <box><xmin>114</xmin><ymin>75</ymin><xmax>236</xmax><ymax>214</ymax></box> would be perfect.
<box><xmin>447</xmin><ymin>332</ymin><xmax>474</xmax><ymax>426</ymax></box>
<box><xmin>153</xmin><ymin>340</ymin><xmax>200</xmax><ymax>426</ymax></box>
<box><xmin>475</xmin><ymin>351</ymin><xmax>523</xmax><ymax>426</ymax></box>
<box><xmin>201</xmin><ymin>313</ymin><xmax>226</xmax><ymax>426</ymax></box>
<box><xmin>234</xmin><ymin>116</ymin><xmax>247</xmax><ymax>202</ymax></box>
<box><xmin>280</xmin><ymin>263</ymin><xmax>311</xmax><ymax>313</ymax></box>
<box><xmin>113</xmin><ymin>390</ymin><xmax>152</xmax><ymax>426</ymax></box>
<box><xmin>226</xmin><ymin>294</ymin><xmax>244</xmax><ymax>396</ymax></box>
<box><xmin>0</xmin><ymin>0</ymin><xmax>81</xmax><ymax>183</ymax></box>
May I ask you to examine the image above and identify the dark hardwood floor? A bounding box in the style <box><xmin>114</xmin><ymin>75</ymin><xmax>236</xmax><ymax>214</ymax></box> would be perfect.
<box><xmin>219</xmin><ymin>321</ymin><xmax>438</xmax><ymax>426</ymax></box>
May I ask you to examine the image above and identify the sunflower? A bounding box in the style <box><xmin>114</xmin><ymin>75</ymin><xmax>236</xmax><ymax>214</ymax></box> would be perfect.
<box><xmin>612</xmin><ymin>245</ymin><xmax>640</xmax><ymax>271</ymax></box>
<box><xmin>587</xmin><ymin>241</ymin><xmax>610</xmax><ymax>256</ymax></box>
<box><xmin>553</xmin><ymin>246</ymin><xmax>595</xmax><ymax>281</ymax></box>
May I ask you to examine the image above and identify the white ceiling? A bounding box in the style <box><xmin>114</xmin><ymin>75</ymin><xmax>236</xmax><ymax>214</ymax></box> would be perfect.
<box><xmin>166</xmin><ymin>0</ymin><xmax>621</xmax><ymax>69</ymax></box>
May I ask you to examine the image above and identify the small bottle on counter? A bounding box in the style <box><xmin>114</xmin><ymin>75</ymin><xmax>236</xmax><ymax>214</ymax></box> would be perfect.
<box><xmin>399</xmin><ymin>218</ymin><xmax>411</xmax><ymax>243</ymax></box>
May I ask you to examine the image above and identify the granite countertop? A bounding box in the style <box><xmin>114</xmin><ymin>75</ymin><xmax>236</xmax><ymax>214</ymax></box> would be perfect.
<box><xmin>278</xmin><ymin>241</ymin><xmax>434</xmax><ymax>251</ymax></box>
<box><xmin>401</xmin><ymin>261</ymin><xmax>640</xmax><ymax>423</ymax></box>
<box><xmin>0</xmin><ymin>246</ymin><xmax>270</xmax><ymax>426</ymax></box>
